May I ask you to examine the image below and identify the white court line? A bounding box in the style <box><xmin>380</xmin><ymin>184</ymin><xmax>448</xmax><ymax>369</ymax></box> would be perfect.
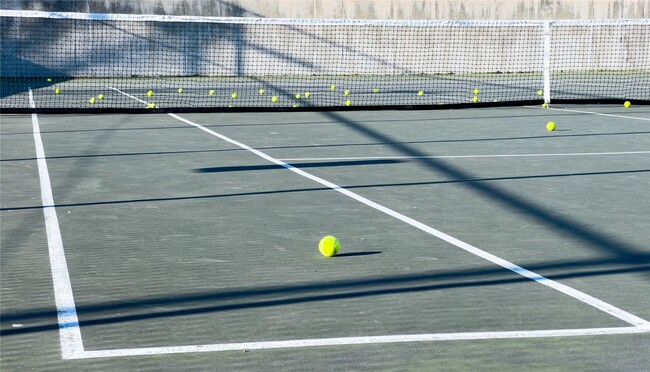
<box><xmin>29</xmin><ymin>89</ymin><xmax>85</xmax><ymax>359</ymax></box>
<box><xmin>108</xmin><ymin>86</ymin><xmax>150</xmax><ymax>106</ymax></box>
<box><xmin>278</xmin><ymin>151</ymin><xmax>650</xmax><ymax>162</ymax></box>
<box><xmin>527</xmin><ymin>105</ymin><xmax>650</xmax><ymax>121</ymax></box>
<box><xmin>75</xmin><ymin>326</ymin><xmax>650</xmax><ymax>359</ymax></box>
<box><xmin>169</xmin><ymin>113</ymin><xmax>650</xmax><ymax>328</ymax></box>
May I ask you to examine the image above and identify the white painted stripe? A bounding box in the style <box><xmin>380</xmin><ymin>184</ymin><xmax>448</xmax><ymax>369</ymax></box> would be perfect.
<box><xmin>108</xmin><ymin>86</ymin><xmax>150</xmax><ymax>106</ymax></box>
<box><xmin>528</xmin><ymin>106</ymin><xmax>650</xmax><ymax>121</ymax></box>
<box><xmin>278</xmin><ymin>151</ymin><xmax>650</xmax><ymax>162</ymax></box>
<box><xmin>29</xmin><ymin>89</ymin><xmax>85</xmax><ymax>359</ymax></box>
<box><xmin>74</xmin><ymin>326</ymin><xmax>650</xmax><ymax>359</ymax></box>
<box><xmin>169</xmin><ymin>113</ymin><xmax>650</xmax><ymax>328</ymax></box>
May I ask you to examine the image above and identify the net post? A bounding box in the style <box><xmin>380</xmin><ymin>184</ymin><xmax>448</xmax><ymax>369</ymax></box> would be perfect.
<box><xmin>543</xmin><ymin>21</ymin><xmax>551</xmax><ymax>104</ymax></box>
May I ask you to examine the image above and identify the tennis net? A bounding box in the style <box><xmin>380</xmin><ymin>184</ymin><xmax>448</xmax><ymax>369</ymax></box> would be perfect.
<box><xmin>1</xmin><ymin>10</ymin><xmax>648</xmax><ymax>112</ymax></box>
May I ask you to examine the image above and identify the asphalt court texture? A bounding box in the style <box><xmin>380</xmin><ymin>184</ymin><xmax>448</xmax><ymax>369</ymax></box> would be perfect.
<box><xmin>1</xmin><ymin>105</ymin><xmax>649</xmax><ymax>370</ymax></box>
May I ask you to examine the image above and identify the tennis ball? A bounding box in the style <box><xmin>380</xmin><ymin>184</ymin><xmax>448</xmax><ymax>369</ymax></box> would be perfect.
<box><xmin>147</xmin><ymin>90</ymin><xmax>154</xmax><ymax>97</ymax></box>
<box><xmin>473</xmin><ymin>88</ymin><xmax>480</xmax><ymax>94</ymax></box>
<box><xmin>272</xmin><ymin>96</ymin><xmax>278</xmax><ymax>103</ymax></box>
<box><xmin>229</xmin><ymin>104</ymin><xmax>233</xmax><ymax>108</ymax></box>
<box><xmin>259</xmin><ymin>89</ymin><xmax>265</xmax><ymax>95</ymax></box>
<box><xmin>537</xmin><ymin>89</ymin><xmax>544</xmax><ymax>96</ymax></box>
<box><xmin>98</xmin><ymin>94</ymin><xmax>104</xmax><ymax>100</ymax></box>
<box><xmin>624</xmin><ymin>101</ymin><xmax>631</xmax><ymax>108</ymax></box>
<box><xmin>209</xmin><ymin>90</ymin><xmax>215</xmax><ymax>95</ymax></box>
<box><xmin>344</xmin><ymin>90</ymin><xmax>350</xmax><ymax>96</ymax></box>
<box><xmin>147</xmin><ymin>103</ymin><xmax>156</xmax><ymax>109</ymax></box>
<box><xmin>472</xmin><ymin>96</ymin><xmax>479</xmax><ymax>103</ymax></box>
<box><xmin>305</xmin><ymin>92</ymin><xmax>311</xmax><ymax>98</ymax></box>
<box><xmin>319</xmin><ymin>236</ymin><xmax>340</xmax><ymax>257</ymax></box>
<box><xmin>55</xmin><ymin>88</ymin><xmax>61</xmax><ymax>94</ymax></box>
<box><xmin>295</xmin><ymin>93</ymin><xmax>301</xmax><ymax>99</ymax></box>
<box><xmin>47</xmin><ymin>77</ymin><xmax>52</xmax><ymax>82</ymax></box>
<box><xmin>293</xmin><ymin>104</ymin><xmax>299</xmax><ymax>108</ymax></box>
<box><xmin>373</xmin><ymin>88</ymin><xmax>379</xmax><ymax>93</ymax></box>
<box><xmin>546</xmin><ymin>121</ymin><xmax>556</xmax><ymax>131</ymax></box>
<box><xmin>345</xmin><ymin>99</ymin><xmax>352</xmax><ymax>106</ymax></box>
<box><xmin>231</xmin><ymin>92</ymin><xmax>238</xmax><ymax>99</ymax></box>
<box><xmin>178</xmin><ymin>88</ymin><xmax>183</xmax><ymax>94</ymax></box>
<box><xmin>418</xmin><ymin>90</ymin><xmax>424</xmax><ymax>96</ymax></box>
<box><xmin>542</xmin><ymin>103</ymin><xmax>548</xmax><ymax>108</ymax></box>
<box><xmin>89</xmin><ymin>97</ymin><xmax>96</xmax><ymax>104</ymax></box>
<box><xmin>331</xmin><ymin>85</ymin><xmax>336</xmax><ymax>91</ymax></box>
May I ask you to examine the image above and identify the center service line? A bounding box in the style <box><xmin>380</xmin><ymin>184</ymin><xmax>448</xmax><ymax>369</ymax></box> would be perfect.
<box><xmin>169</xmin><ymin>113</ymin><xmax>650</xmax><ymax>328</ymax></box>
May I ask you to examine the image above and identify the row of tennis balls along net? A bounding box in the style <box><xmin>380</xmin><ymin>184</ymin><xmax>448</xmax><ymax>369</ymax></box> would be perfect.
<box><xmin>82</xmin><ymin>87</ymin><xmax>545</xmax><ymax>108</ymax></box>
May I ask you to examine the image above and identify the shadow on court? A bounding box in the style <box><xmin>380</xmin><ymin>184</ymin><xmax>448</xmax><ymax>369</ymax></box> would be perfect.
<box><xmin>2</xmin><ymin>255</ymin><xmax>649</xmax><ymax>336</ymax></box>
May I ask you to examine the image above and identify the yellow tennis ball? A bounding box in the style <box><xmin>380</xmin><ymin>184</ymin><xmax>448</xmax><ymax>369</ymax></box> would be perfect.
<box><xmin>89</xmin><ymin>97</ymin><xmax>96</xmax><ymax>104</ymax></box>
<box><xmin>231</xmin><ymin>92</ymin><xmax>238</xmax><ymax>99</ymax></box>
<box><xmin>331</xmin><ymin>85</ymin><xmax>336</xmax><ymax>91</ymax></box>
<box><xmin>295</xmin><ymin>93</ymin><xmax>301</xmax><ymax>99</ymax></box>
<box><xmin>373</xmin><ymin>88</ymin><xmax>379</xmax><ymax>93</ymax></box>
<box><xmin>546</xmin><ymin>121</ymin><xmax>556</xmax><ymax>131</ymax></box>
<box><xmin>98</xmin><ymin>94</ymin><xmax>104</xmax><ymax>100</ymax></box>
<box><xmin>472</xmin><ymin>96</ymin><xmax>479</xmax><ymax>103</ymax></box>
<box><xmin>177</xmin><ymin>88</ymin><xmax>183</xmax><ymax>94</ymax></box>
<box><xmin>344</xmin><ymin>90</ymin><xmax>350</xmax><ymax>96</ymax></box>
<box><xmin>259</xmin><ymin>89</ymin><xmax>265</xmax><ymax>95</ymax></box>
<box><xmin>147</xmin><ymin>90</ymin><xmax>154</xmax><ymax>97</ymax></box>
<box><xmin>418</xmin><ymin>90</ymin><xmax>424</xmax><ymax>96</ymax></box>
<box><xmin>55</xmin><ymin>88</ymin><xmax>61</xmax><ymax>94</ymax></box>
<box><xmin>293</xmin><ymin>104</ymin><xmax>299</xmax><ymax>108</ymax></box>
<box><xmin>319</xmin><ymin>236</ymin><xmax>340</xmax><ymax>257</ymax></box>
<box><xmin>537</xmin><ymin>89</ymin><xmax>544</xmax><ymax>96</ymax></box>
<box><xmin>473</xmin><ymin>88</ymin><xmax>480</xmax><ymax>94</ymax></box>
<box><xmin>305</xmin><ymin>92</ymin><xmax>311</xmax><ymax>98</ymax></box>
<box><xmin>542</xmin><ymin>103</ymin><xmax>548</xmax><ymax>108</ymax></box>
<box><xmin>624</xmin><ymin>101</ymin><xmax>631</xmax><ymax>108</ymax></box>
<box><xmin>147</xmin><ymin>103</ymin><xmax>156</xmax><ymax>109</ymax></box>
<box><xmin>47</xmin><ymin>77</ymin><xmax>52</xmax><ymax>82</ymax></box>
<box><xmin>345</xmin><ymin>99</ymin><xmax>352</xmax><ymax>106</ymax></box>
<box><xmin>209</xmin><ymin>90</ymin><xmax>215</xmax><ymax>95</ymax></box>
<box><xmin>272</xmin><ymin>96</ymin><xmax>278</xmax><ymax>103</ymax></box>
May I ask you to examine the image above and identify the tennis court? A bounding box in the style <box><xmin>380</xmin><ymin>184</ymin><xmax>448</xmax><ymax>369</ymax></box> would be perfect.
<box><xmin>1</xmin><ymin>8</ymin><xmax>649</xmax><ymax>371</ymax></box>
<box><xmin>2</xmin><ymin>103</ymin><xmax>649</xmax><ymax>370</ymax></box>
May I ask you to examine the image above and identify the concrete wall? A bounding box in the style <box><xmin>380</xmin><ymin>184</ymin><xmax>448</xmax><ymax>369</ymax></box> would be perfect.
<box><xmin>2</xmin><ymin>0</ymin><xmax>649</xmax><ymax>19</ymax></box>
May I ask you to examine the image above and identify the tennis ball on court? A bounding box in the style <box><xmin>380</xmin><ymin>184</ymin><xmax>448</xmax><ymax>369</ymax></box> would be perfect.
<box><xmin>89</xmin><ymin>97</ymin><xmax>96</xmax><ymax>104</ymax></box>
<box><xmin>229</xmin><ymin>104</ymin><xmax>233</xmax><ymax>108</ymax></box>
<box><xmin>546</xmin><ymin>121</ymin><xmax>556</xmax><ymax>131</ymax></box>
<box><xmin>272</xmin><ymin>96</ymin><xmax>278</xmax><ymax>103</ymax></box>
<box><xmin>47</xmin><ymin>77</ymin><xmax>52</xmax><ymax>82</ymax></box>
<box><xmin>537</xmin><ymin>89</ymin><xmax>544</xmax><ymax>96</ymax></box>
<box><xmin>319</xmin><ymin>235</ymin><xmax>340</xmax><ymax>257</ymax></box>
<box><xmin>542</xmin><ymin>103</ymin><xmax>548</xmax><ymax>108</ymax></box>
<box><xmin>259</xmin><ymin>89</ymin><xmax>265</xmax><ymax>95</ymax></box>
<box><xmin>178</xmin><ymin>88</ymin><xmax>184</xmax><ymax>94</ymax></box>
<box><xmin>344</xmin><ymin>90</ymin><xmax>350</xmax><ymax>96</ymax></box>
<box><xmin>473</xmin><ymin>88</ymin><xmax>480</xmax><ymax>94</ymax></box>
<box><xmin>293</xmin><ymin>104</ymin><xmax>299</xmax><ymax>108</ymax></box>
<box><xmin>55</xmin><ymin>88</ymin><xmax>61</xmax><ymax>94</ymax></box>
<box><xmin>418</xmin><ymin>90</ymin><xmax>424</xmax><ymax>96</ymax></box>
<box><xmin>147</xmin><ymin>103</ymin><xmax>156</xmax><ymax>109</ymax></box>
<box><xmin>98</xmin><ymin>94</ymin><xmax>104</xmax><ymax>100</ymax></box>
<box><xmin>472</xmin><ymin>96</ymin><xmax>479</xmax><ymax>103</ymax></box>
<box><xmin>209</xmin><ymin>90</ymin><xmax>215</xmax><ymax>95</ymax></box>
<box><xmin>295</xmin><ymin>93</ymin><xmax>301</xmax><ymax>99</ymax></box>
<box><xmin>305</xmin><ymin>92</ymin><xmax>311</xmax><ymax>98</ymax></box>
<box><xmin>345</xmin><ymin>99</ymin><xmax>352</xmax><ymax>106</ymax></box>
<box><xmin>231</xmin><ymin>92</ymin><xmax>238</xmax><ymax>99</ymax></box>
<box><xmin>373</xmin><ymin>88</ymin><xmax>380</xmax><ymax>93</ymax></box>
<box><xmin>331</xmin><ymin>85</ymin><xmax>336</xmax><ymax>91</ymax></box>
<box><xmin>147</xmin><ymin>90</ymin><xmax>154</xmax><ymax>97</ymax></box>
<box><xmin>624</xmin><ymin>101</ymin><xmax>631</xmax><ymax>108</ymax></box>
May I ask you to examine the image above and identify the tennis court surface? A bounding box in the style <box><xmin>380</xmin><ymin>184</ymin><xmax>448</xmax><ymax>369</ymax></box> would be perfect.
<box><xmin>2</xmin><ymin>104</ymin><xmax>649</xmax><ymax>370</ymax></box>
<box><xmin>1</xmin><ymin>8</ymin><xmax>650</xmax><ymax>371</ymax></box>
